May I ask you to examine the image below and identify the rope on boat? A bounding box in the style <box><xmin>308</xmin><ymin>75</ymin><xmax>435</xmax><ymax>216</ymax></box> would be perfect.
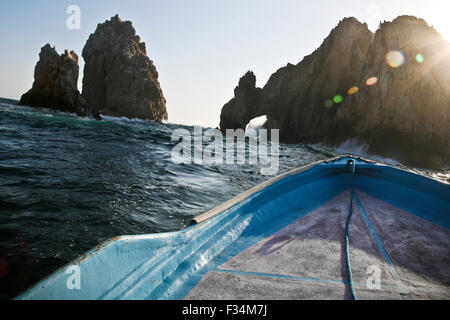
<box><xmin>345</xmin><ymin>159</ymin><xmax>357</xmax><ymax>300</ymax></box>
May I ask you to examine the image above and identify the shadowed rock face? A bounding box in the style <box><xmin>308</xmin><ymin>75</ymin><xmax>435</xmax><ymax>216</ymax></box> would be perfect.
<box><xmin>82</xmin><ymin>15</ymin><xmax>168</xmax><ymax>122</ymax></box>
<box><xmin>336</xmin><ymin>16</ymin><xmax>450</xmax><ymax>168</ymax></box>
<box><xmin>220</xmin><ymin>17</ymin><xmax>373</xmax><ymax>140</ymax></box>
<box><xmin>220</xmin><ymin>16</ymin><xmax>450</xmax><ymax>169</ymax></box>
<box><xmin>19</xmin><ymin>44</ymin><xmax>88</xmax><ymax>116</ymax></box>
<box><xmin>219</xmin><ymin>71</ymin><xmax>262</xmax><ymax>131</ymax></box>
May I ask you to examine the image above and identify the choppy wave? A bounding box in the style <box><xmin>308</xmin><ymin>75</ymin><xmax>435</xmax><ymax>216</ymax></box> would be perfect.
<box><xmin>332</xmin><ymin>138</ymin><xmax>399</xmax><ymax>165</ymax></box>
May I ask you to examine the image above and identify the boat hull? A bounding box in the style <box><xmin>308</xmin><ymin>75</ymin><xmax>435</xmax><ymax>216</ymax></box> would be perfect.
<box><xmin>16</xmin><ymin>156</ymin><xmax>450</xmax><ymax>300</ymax></box>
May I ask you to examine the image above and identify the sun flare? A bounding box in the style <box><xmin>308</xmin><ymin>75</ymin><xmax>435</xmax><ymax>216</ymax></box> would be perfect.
<box><xmin>428</xmin><ymin>2</ymin><xmax>450</xmax><ymax>41</ymax></box>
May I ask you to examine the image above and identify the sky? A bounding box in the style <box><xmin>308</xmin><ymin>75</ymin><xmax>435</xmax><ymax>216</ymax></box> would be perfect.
<box><xmin>0</xmin><ymin>0</ymin><xmax>449</xmax><ymax>127</ymax></box>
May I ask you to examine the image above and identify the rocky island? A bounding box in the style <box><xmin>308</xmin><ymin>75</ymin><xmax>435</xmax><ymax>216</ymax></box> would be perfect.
<box><xmin>220</xmin><ymin>16</ymin><xmax>450</xmax><ymax>169</ymax></box>
<box><xmin>19</xmin><ymin>44</ymin><xmax>88</xmax><ymax>116</ymax></box>
<box><xmin>20</xmin><ymin>15</ymin><xmax>168</xmax><ymax>122</ymax></box>
<box><xmin>82</xmin><ymin>15</ymin><xmax>167</xmax><ymax>122</ymax></box>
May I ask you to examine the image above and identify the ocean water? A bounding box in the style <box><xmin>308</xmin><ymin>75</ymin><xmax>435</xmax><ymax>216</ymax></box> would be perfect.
<box><xmin>0</xmin><ymin>97</ymin><xmax>448</xmax><ymax>299</ymax></box>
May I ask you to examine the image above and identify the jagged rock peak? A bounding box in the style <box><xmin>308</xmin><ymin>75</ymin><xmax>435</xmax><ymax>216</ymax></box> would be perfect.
<box><xmin>63</xmin><ymin>49</ymin><xmax>79</xmax><ymax>63</ymax></box>
<box><xmin>380</xmin><ymin>15</ymin><xmax>433</xmax><ymax>30</ymax></box>
<box><xmin>86</xmin><ymin>14</ymin><xmax>148</xmax><ymax>58</ymax></box>
<box><xmin>219</xmin><ymin>70</ymin><xmax>262</xmax><ymax>132</ymax></box>
<box><xmin>236</xmin><ymin>71</ymin><xmax>257</xmax><ymax>92</ymax></box>
<box><xmin>82</xmin><ymin>15</ymin><xmax>167</xmax><ymax>121</ymax></box>
<box><xmin>337</xmin><ymin>16</ymin><xmax>368</xmax><ymax>28</ymax></box>
<box><xmin>19</xmin><ymin>44</ymin><xmax>88</xmax><ymax>116</ymax></box>
<box><xmin>329</xmin><ymin>17</ymin><xmax>371</xmax><ymax>35</ymax></box>
<box><xmin>111</xmin><ymin>14</ymin><xmax>121</xmax><ymax>22</ymax></box>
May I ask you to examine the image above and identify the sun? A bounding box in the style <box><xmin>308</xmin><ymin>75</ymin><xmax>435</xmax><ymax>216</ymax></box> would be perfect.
<box><xmin>432</xmin><ymin>21</ymin><xmax>450</xmax><ymax>42</ymax></box>
<box><xmin>427</xmin><ymin>2</ymin><xmax>450</xmax><ymax>41</ymax></box>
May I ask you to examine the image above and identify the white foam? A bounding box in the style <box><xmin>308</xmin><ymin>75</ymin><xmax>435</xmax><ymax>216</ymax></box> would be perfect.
<box><xmin>333</xmin><ymin>138</ymin><xmax>399</xmax><ymax>165</ymax></box>
<box><xmin>99</xmin><ymin>114</ymin><xmax>149</xmax><ymax>124</ymax></box>
<box><xmin>0</xmin><ymin>103</ymin><xmax>100</xmax><ymax>122</ymax></box>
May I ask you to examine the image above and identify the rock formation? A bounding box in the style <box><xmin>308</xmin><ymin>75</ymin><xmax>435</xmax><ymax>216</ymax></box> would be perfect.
<box><xmin>220</xmin><ymin>17</ymin><xmax>373</xmax><ymax>141</ymax></box>
<box><xmin>219</xmin><ymin>16</ymin><xmax>450</xmax><ymax>169</ymax></box>
<box><xmin>219</xmin><ymin>71</ymin><xmax>262</xmax><ymax>130</ymax></box>
<box><xmin>336</xmin><ymin>16</ymin><xmax>450</xmax><ymax>169</ymax></box>
<box><xmin>19</xmin><ymin>44</ymin><xmax>88</xmax><ymax>116</ymax></box>
<box><xmin>82</xmin><ymin>15</ymin><xmax>168</xmax><ymax>122</ymax></box>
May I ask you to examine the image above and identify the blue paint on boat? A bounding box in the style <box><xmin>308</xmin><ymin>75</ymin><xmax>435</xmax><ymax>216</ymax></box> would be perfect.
<box><xmin>15</xmin><ymin>156</ymin><xmax>450</xmax><ymax>300</ymax></box>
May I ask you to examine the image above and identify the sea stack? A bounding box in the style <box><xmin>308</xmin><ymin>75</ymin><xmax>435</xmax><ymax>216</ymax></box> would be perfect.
<box><xmin>82</xmin><ymin>15</ymin><xmax>168</xmax><ymax>121</ymax></box>
<box><xmin>19</xmin><ymin>44</ymin><xmax>88</xmax><ymax>116</ymax></box>
<box><xmin>219</xmin><ymin>15</ymin><xmax>450</xmax><ymax>169</ymax></box>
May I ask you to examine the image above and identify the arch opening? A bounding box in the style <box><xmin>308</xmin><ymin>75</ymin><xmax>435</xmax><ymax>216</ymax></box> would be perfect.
<box><xmin>245</xmin><ymin>115</ymin><xmax>267</xmax><ymax>132</ymax></box>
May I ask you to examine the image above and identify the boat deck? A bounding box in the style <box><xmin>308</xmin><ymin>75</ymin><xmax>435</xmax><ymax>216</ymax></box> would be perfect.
<box><xmin>185</xmin><ymin>190</ymin><xmax>450</xmax><ymax>299</ymax></box>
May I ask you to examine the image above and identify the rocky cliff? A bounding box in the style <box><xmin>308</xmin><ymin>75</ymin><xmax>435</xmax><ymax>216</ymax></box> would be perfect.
<box><xmin>19</xmin><ymin>44</ymin><xmax>88</xmax><ymax>116</ymax></box>
<box><xmin>82</xmin><ymin>15</ymin><xmax>168</xmax><ymax>122</ymax></box>
<box><xmin>219</xmin><ymin>16</ymin><xmax>450</xmax><ymax>169</ymax></box>
<box><xmin>336</xmin><ymin>16</ymin><xmax>450</xmax><ymax>169</ymax></box>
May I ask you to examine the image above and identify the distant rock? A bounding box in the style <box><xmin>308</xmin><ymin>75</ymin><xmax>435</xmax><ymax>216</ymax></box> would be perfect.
<box><xmin>82</xmin><ymin>15</ymin><xmax>168</xmax><ymax>122</ymax></box>
<box><xmin>219</xmin><ymin>16</ymin><xmax>450</xmax><ymax>169</ymax></box>
<box><xmin>19</xmin><ymin>44</ymin><xmax>88</xmax><ymax>116</ymax></box>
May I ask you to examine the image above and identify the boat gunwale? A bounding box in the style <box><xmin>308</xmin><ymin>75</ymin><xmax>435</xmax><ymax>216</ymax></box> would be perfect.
<box><xmin>190</xmin><ymin>154</ymin><xmax>449</xmax><ymax>225</ymax></box>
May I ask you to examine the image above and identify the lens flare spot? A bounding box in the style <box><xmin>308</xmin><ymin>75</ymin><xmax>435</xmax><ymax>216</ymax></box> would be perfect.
<box><xmin>347</xmin><ymin>87</ymin><xmax>359</xmax><ymax>95</ymax></box>
<box><xmin>324</xmin><ymin>99</ymin><xmax>333</xmax><ymax>108</ymax></box>
<box><xmin>386</xmin><ymin>50</ymin><xmax>405</xmax><ymax>68</ymax></box>
<box><xmin>333</xmin><ymin>95</ymin><xmax>343</xmax><ymax>104</ymax></box>
<box><xmin>366</xmin><ymin>77</ymin><xmax>378</xmax><ymax>86</ymax></box>
<box><xmin>415</xmin><ymin>54</ymin><xmax>424</xmax><ymax>63</ymax></box>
